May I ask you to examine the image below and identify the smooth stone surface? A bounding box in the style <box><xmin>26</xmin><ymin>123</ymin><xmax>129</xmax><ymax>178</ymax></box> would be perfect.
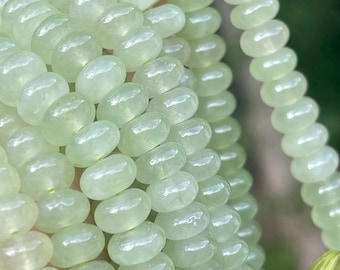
<box><xmin>322</xmin><ymin>229</ymin><xmax>340</xmax><ymax>250</ymax></box>
<box><xmin>312</xmin><ymin>198</ymin><xmax>340</xmax><ymax>229</ymax></box>
<box><xmin>177</xmin><ymin>68</ymin><xmax>197</xmax><ymax>89</ymax></box>
<box><xmin>0</xmin><ymin>162</ymin><xmax>20</xmax><ymax>196</ymax></box>
<box><xmin>237</xmin><ymin>221</ymin><xmax>262</xmax><ymax>245</ymax></box>
<box><xmin>167</xmin><ymin>0</ymin><xmax>213</xmax><ymax>12</ymax></box>
<box><xmin>160</xmin><ymin>36</ymin><xmax>191</xmax><ymax>65</ymax></box>
<box><xmin>218</xmin><ymin>144</ymin><xmax>247</xmax><ymax>177</ymax></box>
<box><xmin>119</xmin><ymin>0</ymin><xmax>158</xmax><ymax>11</ymax></box>
<box><xmin>228</xmin><ymin>193</ymin><xmax>258</xmax><ymax>221</ymax></box>
<box><xmin>246</xmin><ymin>244</ymin><xmax>265</xmax><ymax>269</ymax></box>
<box><xmin>0</xmin><ymin>37</ymin><xmax>18</xmax><ymax>62</ymax></box>
<box><xmin>118</xmin><ymin>252</ymin><xmax>174</xmax><ymax>270</ymax></box>
<box><xmin>70</xmin><ymin>260</ymin><xmax>115</xmax><ymax>270</ymax></box>
<box><xmin>225</xmin><ymin>169</ymin><xmax>253</xmax><ymax>199</ymax></box>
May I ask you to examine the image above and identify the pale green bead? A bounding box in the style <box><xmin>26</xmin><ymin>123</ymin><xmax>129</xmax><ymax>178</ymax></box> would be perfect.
<box><xmin>97</xmin><ymin>82</ymin><xmax>148</xmax><ymax>128</ymax></box>
<box><xmin>176</xmin><ymin>259</ymin><xmax>220</xmax><ymax>270</ymax></box>
<box><xmin>246</xmin><ymin>244</ymin><xmax>265</xmax><ymax>269</ymax></box>
<box><xmin>0</xmin><ymin>146</ymin><xmax>7</xmax><ymax>162</ymax></box>
<box><xmin>186</xmin><ymin>34</ymin><xmax>226</xmax><ymax>68</ymax></box>
<box><xmin>0</xmin><ymin>162</ymin><xmax>20</xmax><ymax>196</ymax></box>
<box><xmin>167</xmin><ymin>0</ymin><xmax>213</xmax><ymax>12</ymax></box>
<box><xmin>42</xmin><ymin>92</ymin><xmax>96</xmax><ymax>146</ymax></box>
<box><xmin>166</xmin><ymin>118</ymin><xmax>212</xmax><ymax>155</ymax></box>
<box><xmin>196</xmin><ymin>91</ymin><xmax>236</xmax><ymax>123</ymax></box>
<box><xmin>321</xmin><ymin>229</ymin><xmax>340</xmax><ymax>250</ymax></box>
<box><xmin>0</xmin><ymin>50</ymin><xmax>47</xmax><ymax>106</ymax></box>
<box><xmin>281</xmin><ymin>123</ymin><xmax>328</xmax><ymax>158</ymax></box>
<box><xmin>18</xmin><ymin>152</ymin><xmax>75</xmax><ymax>201</ymax></box>
<box><xmin>271</xmin><ymin>97</ymin><xmax>319</xmax><ymax>134</ymax></box>
<box><xmin>240</xmin><ymin>20</ymin><xmax>289</xmax><ymax>57</ymax></box>
<box><xmin>50</xmin><ymin>224</ymin><xmax>105</xmax><ymax>268</ymax></box>
<box><xmin>0</xmin><ymin>36</ymin><xmax>18</xmax><ymax>63</ymax></box>
<box><xmin>95</xmin><ymin>3</ymin><xmax>144</xmax><ymax>49</ymax></box>
<box><xmin>182</xmin><ymin>148</ymin><xmax>221</xmax><ymax>182</ymax></box>
<box><xmin>155</xmin><ymin>202</ymin><xmax>210</xmax><ymax>240</ymax></box>
<box><xmin>70</xmin><ymin>260</ymin><xmax>115</xmax><ymax>270</ymax></box>
<box><xmin>178</xmin><ymin>68</ymin><xmax>197</xmax><ymax>89</ymax></box>
<box><xmin>31</xmin><ymin>14</ymin><xmax>76</xmax><ymax>64</ymax></box>
<box><xmin>114</xmin><ymin>26</ymin><xmax>163</xmax><ymax>72</ymax></box>
<box><xmin>224</xmin><ymin>0</ymin><xmax>253</xmax><ymax>5</ymax></box>
<box><xmin>36</xmin><ymin>267</ymin><xmax>58</xmax><ymax>270</ymax></box>
<box><xmin>231</xmin><ymin>0</ymin><xmax>279</xmax><ymax>30</ymax></box>
<box><xmin>0</xmin><ymin>231</ymin><xmax>53</xmax><ymax>270</ymax></box>
<box><xmin>94</xmin><ymin>188</ymin><xmax>151</xmax><ymax>234</ymax></box>
<box><xmin>160</xmin><ymin>36</ymin><xmax>191</xmax><ymax>65</ymax></box>
<box><xmin>146</xmin><ymin>87</ymin><xmax>199</xmax><ymax>125</ymax></box>
<box><xmin>80</xmin><ymin>153</ymin><xmax>136</xmax><ymax>200</ymax></box>
<box><xmin>146</xmin><ymin>171</ymin><xmax>198</xmax><ymax>213</ymax></box>
<box><xmin>119</xmin><ymin>0</ymin><xmax>158</xmax><ymax>11</ymax></box>
<box><xmin>228</xmin><ymin>194</ymin><xmax>258</xmax><ymax>221</ymax></box>
<box><xmin>108</xmin><ymin>221</ymin><xmax>166</xmax><ymax>266</ymax></box>
<box><xmin>237</xmin><ymin>221</ymin><xmax>262</xmax><ymax>244</ymax></box>
<box><xmin>192</xmin><ymin>62</ymin><xmax>233</xmax><ymax>97</ymax></box>
<box><xmin>0</xmin><ymin>0</ymin><xmax>10</xmax><ymax>33</ymax></box>
<box><xmin>17</xmin><ymin>72</ymin><xmax>70</xmax><ymax>126</ymax></box>
<box><xmin>144</xmin><ymin>4</ymin><xmax>186</xmax><ymax>38</ymax></box>
<box><xmin>47</xmin><ymin>0</ymin><xmax>70</xmax><ymax>12</ymax></box>
<box><xmin>312</xmin><ymin>199</ymin><xmax>340</xmax><ymax>229</ymax></box>
<box><xmin>132</xmin><ymin>56</ymin><xmax>184</xmax><ymax>98</ymax></box>
<box><xmin>163</xmin><ymin>231</ymin><xmax>216</xmax><ymax>268</ymax></box>
<box><xmin>218</xmin><ymin>144</ymin><xmax>247</xmax><ymax>177</ymax></box>
<box><xmin>225</xmin><ymin>169</ymin><xmax>253</xmax><ymax>199</ymax></box>
<box><xmin>250</xmin><ymin>47</ymin><xmax>297</xmax><ymax>81</ymax></box>
<box><xmin>0</xmin><ymin>193</ymin><xmax>38</xmax><ymax>241</ymax></box>
<box><xmin>118</xmin><ymin>252</ymin><xmax>174</xmax><ymax>270</ymax></box>
<box><xmin>291</xmin><ymin>145</ymin><xmax>339</xmax><ymax>183</ymax></box>
<box><xmin>118</xmin><ymin>112</ymin><xmax>170</xmax><ymax>157</ymax></box>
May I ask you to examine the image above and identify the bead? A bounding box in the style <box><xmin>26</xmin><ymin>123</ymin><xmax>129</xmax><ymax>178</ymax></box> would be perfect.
<box><xmin>312</xmin><ymin>199</ymin><xmax>340</xmax><ymax>229</ymax></box>
<box><xmin>228</xmin><ymin>193</ymin><xmax>258</xmax><ymax>221</ymax></box>
<box><xmin>0</xmin><ymin>36</ymin><xmax>18</xmax><ymax>63</ymax></box>
<box><xmin>177</xmin><ymin>259</ymin><xmax>220</xmax><ymax>270</ymax></box>
<box><xmin>167</xmin><ymin>0</ymin><xmax>213</xmax><ymax>12</ymax></box>
<box><xmin>246</xmin><ymin>244</ymin><xmax>265</xmax><ymax>269</ymax></box>
<box><xmin>108</xmin><ymin>221</ymin><xmax>166</xmax><ymax>266</ymax></box>
<box><xmin>218</xmin><ymin>143</ymin><xmax>247</xmax><ymax>177</ymax></box>
<box><xmin>47</xmin><ymin>0</ymin><xmax>70</xmax><ymax>13</ymax></box>
<box><xmin>237</xmin><ymin>221</ymin><xmax>262</xmax><ymax>244</ymax></box>
<box><xmin>225</xmin><ymin>169</ymin><xmax>253</xmax><ymax>200</ymax></box>
<box><xmin>224</xmin><ymin>0</ymin><xmax>253</xmax><ymax>5</ymax></box>
<box><xmin>160</xmin><ymin>36</ymin><xmax>191</xmax><ymax>65</ymax></box>
<box><xmin>70</xmin><ymin>260</ymin><xmax>115</xmax><ymax>270</ymax></box>
<box><xmin>119</xmin><ymin>0</ymin><xmax>158</xmax><ymax>11</ymax></box>
<box><xmin>178</xmin><ymin>68</ymin><xmax>197</xmax><ymax>89</ymax></box>
<box><xmin>0</xmin><ymin>163</ymin><xmax>21</xmax><ymax>196</ymax></box>
<box><xmin>321</xmin><ymin>229</ymin><xmax>340</xmax><ymax>250</ymax></box>
<box><xmin>118</xmin><ymin>252</ymin><xmax>175</xmax><ymax>270</ymax></box>
<box><xmin>240</xmin><ymin>20</ymin><xmax>289</xmax><ymax>57</ymax></box>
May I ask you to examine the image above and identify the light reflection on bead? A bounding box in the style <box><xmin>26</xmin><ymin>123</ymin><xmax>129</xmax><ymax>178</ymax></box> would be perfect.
<box><xmin>218</xmin><ymin>144</ymin><xmax>247</xmax><ymax>177</ymax></box>
<box><xmin>0</xmin><ymin>162</ymin><xmax>20</xmax><ymax>196</ymax></box>
<box><xmin>160</xmin><ymin>36</ymin><xmax>191</xmax><ymax>65</ymax></box>
<box><xmin>167</xmin><ymin>0</ymin><xmax>214</xmax><ymax>13</ymax></box>
<box><xmin>117</xmin><ymin>252</ymin><xmax>175</xmax><ymax>270</ymax></box>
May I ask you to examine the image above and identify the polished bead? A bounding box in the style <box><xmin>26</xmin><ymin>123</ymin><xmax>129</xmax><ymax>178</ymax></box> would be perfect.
<box><xmin>321</xmin><ymin>229</ymin><xmax>340</xmax><ymax>250</ymax></box>
<box><xmin>119</xmin><ymin>0</ymin><xmax>158</xmax><ymax>11</ymax></box>
<box><xmin>218</xmin><ymin>144</ymin><xmax>247</xmax><ymax>177</ymax></box>
<box><xmin>47</xmin><ymin>0</ymin><xmax>70</xmax><ymax>12</ymax></box>
<box><xmin>167</xmin><ymin>0</ymin><xmax>213</xmax><ymax>12</ymax></box>
<box><xmin>118</xmin><ymin>252</ymin><xmax>174</xmax><ymax>270</ymax></box>
<box><xmin>0</xmin><ymin>36</ymin><xmax>18</xmax><ymax>63</ymax></box>
<box><xmin>312</xmin><ymin>198</ymin><xmax>340</xmax><ymax>229</ymax></box>
<box><xmin>177</xmin><ymin>259</ymin><xmax>221</xmax><ymax>270</ymax></box>
<box><xmin>228</xmin><ymin>194</ymin><xmax>258</xmax><ymax>221</ymax></box>
<box><xmin>0</xmin><ymin>163</ymin><xmax>20</xmax><ymax>196</ymax></box>
<box><xmin>225</xmin><ymin>169</ymin><xmax>253</xmax><ymax>199</ymax></box>
<box><xmin>237</xmin><ymin>221</ymin><xmax>262</xmax><ymax>244</ymax></box>
<box><xmin>70</xmin><ymin>260</ymin><xmax>115</xmax><ymax>270</ymax></box>
<box><xmin>246</xmin><ymin>244</ymin><xmax>265</xmax><ymax>269</ymax></box>
<box><xmin>224</xmin><ymin>0</ymin><xmax>253</xmax><ymax>5</ymax></box>
<box><xmin>240</xmin><ymin>20</ymin><xmax>289</xmax><ymax>57</ymax></box>
<box><xmin>0</xmin><ymin>145</ymin><xmax>7</xmax><ymax>162</ymax></box>
<box><xmin>178</xmin><ymin>68</ymin><xmax>197</xmax><ymax>89</ymax></box>
<box><xmin>160</xmin><ymin>36</ymin><xmax>191</xmax><ymax>65</ymax></box>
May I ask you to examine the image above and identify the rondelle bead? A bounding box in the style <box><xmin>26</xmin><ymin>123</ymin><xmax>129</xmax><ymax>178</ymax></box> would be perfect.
<box><xmin>0</xmin><ymin>162</ymin><xmax>21</xmax><ymax>196</ymax></box>
<box><xmin>176</xmin><ymin>259</ymin><xmax>220</xmax><ymax>270</ymax></box>
<box><xmin>118</xmin><ymin>252</ymin><xmax>175</xmax><ymax>270</ymax></box>
<box><xmin>0</xmin><ymin>145</ymin><xmax>7</xmax><ymax>162</ymax></box>
<box><xmin>224</xmin><ymin>0</ymin><xmax>253</xmax><ymax>5</ymax></box>
<box><xmin>50</xmin><ymin>224</ymin><xmax>105</xmax><ymax>268</ymax></box>
<box><xmin>218</xmin><ymin>143</ymin><xmax>247</xmax><ymax>177</ymax></box>
<box><xmin>108</xmin><ymin>221</ymin><xmax>166</xmax><ymax>266</ymax></box>
<box><xmin>312</xmin><ymin>198</ymin><xmax>340</xmax><ymax>229</ymax></box>
<box><xmin>228</xmin><ymin>193</ymin><xmax>258</xmax><ymax>221</ymax></box>
<box><xmin>225</xmin><ymin>169</ymin><xmax>253</xmax><ymax>199</ymax></box>
<box><xmin>160</xmin><ymin>36</ymin><xmax>191</xmax><ymax>65</ymax></box>
<box><xmin>119</xmin><ymin>0</ymin><xmax>158</xmax><ymax>11</ymax></box>
<box><xmin>178</xmin><ymin>68</ymin><xmax>197</xmax><ymax>89</ymax></box>
<box><xmin>240</xmin><ymin>20</ymin><xmax>289</xmax><ymax>57</ymax></box>
<box><xmin>237</xmin><ymin>221</ymin><xmax>262</xmax><ymax>244</ymax></box>
<box><xmin>167</xmin><ymin>0</ymin><xmax>213</xmax><ymax>12</ymax></box>
<box><xmin>70</xmin><ymin>260</ymin><xmax>115</xmax><ymax>270</ymax></box>
<box><xmin>47</xmin><ymin>0</ymin><xmax>70</xmax><ymax>13</ymax></box>
<box><xmin>321</xmin><ymin>229</ymin><xmax>340</xmax><ymax>250</ymax></box>
<box><xmin>0</xmin><ymin>36</ymin><xmax>19</xmax><ymax>63</ymax></box>
<box><xmin>246</xmin><ymin>244</ymin><xmax>265</xmax><ymax>269</ymax></box>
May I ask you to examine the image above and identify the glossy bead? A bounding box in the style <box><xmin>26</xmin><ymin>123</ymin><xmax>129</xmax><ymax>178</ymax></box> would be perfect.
<box><xmin>218</xmin><ymin>144</ymin><xmax>247</xmax><ymax>177</ymax></box>
<box><xmin>118</xmin><ymin>252</ymin><xmax>174</xmax><ymax>270</ymax></box>
<box><xmin>70</xmin><ymin>260</ymin><xmax>115</xmax><ymax>270</ymax></box>
<box><xmin>0</xmin><ymin>163</ymin><xmax>20</xmax><ymax>196</ymax></box>
<box><xmin>224</xmin><ymin>0</ymin><xmax>253</xmax><ymax>5</ymax></box>
<box><xmin>246</xmin><ymin>244</ymin><xmax>265</xmax><ymax>269</ymax></box>
<box><xmin>178</xmin><ymin>68</ymin><xmax>197</xmax><ymax>89</ymax></box>
<box><xmin>228</xmin><ymin>194</ymin><xmax>258</xmax><ymax>221</ymax></box>
<box><xmin>177</xmin><ymin>259</ymin><xmax>221</xmax><ymax>270</ymax></box>
<box><xmin>167</xmin><ymin>0</ymin><xmax>213</xmax><ymax>12</ymax></box>
<box><xmin>47</xmin><ymin>0</ymin><xmax>69</xmax><ymax>12</ymax></box>
<box><xmin>0</xmin><ymin>36</ymin><xmax>18</xmax><ymax>58</ymax></box>
<box><xmin>119</xmin><ymin>0</ymin><xmax>158</xmax><ymax>11</ymax></box>
<box><xmin>160</xmin><ymin>36</ymin><xmax>191</xmax><ymax>65</ymax></box>
<box><xmin>321</xmin><ymin>229</ymin><xmax>340</xmax><ymax>250</ymax></box>
<box><xmin>240</xmin><ymin>20</ymin><xmax>289</xmax><ymax>57</ymax></box>
<box><xmin>0</xmin><ymin>145</ymin><xmax>7</xmax><ymax>162</ymax></box>
<box><xmin>225</xmin><ymin>169</ymin><xmax>253</xmax><ymax>199</ymax></box>
<box><xmin>312</xmin><ymin>198</ymin><xmax>340</xmax><ymax>229</ymax></box>
<box><xmin>237</xmin><ymin>221</ymin><xmax>262</xmax><ymax>244</ymax></box>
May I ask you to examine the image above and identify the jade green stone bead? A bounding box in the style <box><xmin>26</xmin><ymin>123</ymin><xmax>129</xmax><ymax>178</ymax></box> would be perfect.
<box><xmin>291</xmin><ymin>145</ymin><xmax>339</xmax><ymax>183</ymax></box>
<box><xmin>281</xmin><ymin>123</ymin><xmax>328</xmax><ymax>158</ymax></box>
<box><xmin>0</xmin><ymin>146</ymin><xmax>7</xmax><ymax>162</ymax></box>
<box><xmin>119</xmin><ymin>0</ymin><xmax>158</xmax><ymax>11</ymax></box>
<box><xmin>132</xmin><ymin>56</ymin><xmax>184</xmax><ymax>98</ymax></box>
<box><xmin>0</xmin><ymin>231</ymin><xmax>53</xmax><ymax>270</ymax></box>
<box><xmin>167</xmin><ymin>0</ymin><xmax>213</xmax><ymax>12</ymax></box>
<box><xmin>160</xmin><ymin>36</ymin><xmax>191</xmax><ymax>65</ymax></box>
<box><xmin>118</xmin><ymin>112</ymin><xmax>170</xmax><ymax>157</ymax></box>
<box><xmin>0</xmin><ymin>36</ymin><xmax>18</xmax><ymax>63</ymax></box>
<box><xmin>311</xmin><ymin>198</ymin><xmax>340</xmax><ymax>229</ymax></box>
<box><xmin>182</xmin><ymin>148</ymin><xmax>221</xmax><ymax>182</ymax></box>
<box><xmin>240</xmin><ymin>20</ymin><xmax>289</xmax><ymax>57</ymax></box>
<box><xmin>80</xmin><ymin>153</ymin><xmax>136</xmax><ymax>200</ymax></box>
<box><xmin>135</xmin><ymin>142</ymin><xmax>187</xmax><ymax>184</ymax></box>
<box><xmin>186</xmin><ymin>34</ymin><xmax>226</xmax><ymax>68</ymax></box>
<box><xmin>178</xmin><ymin>68</ymin><xmax>197</xmax><ymax>89</ymax></box>
<box><xmin>146</xmin><ymin>171</ymin><xmax>198</xmax><ymax>213</ymax></box>
<box><xmin>246</xmin><ymin>245</ymin><xmax>265</xmax><ymax>269</ymax></box>
<box><xmin>146</xmin><ymin>87</ymin><xmax>199</xmax><ymax>125</ymax></box>
<box><xmin>228</xmin><ymin>194</ymin><xmax>258</xmax><ymax>221</ymax></box>
<box><xmin>118</xmin><ymin>252</ymin><xmax>174</xmax><ymax>270</ymax></box>
<box><xmin>176</xmin><ymin>259</ymin><xmax>220</xmax><ymax>270</ymax></box>
<box><xmin>42</xmin><ymin>92</ymin><xmax>96</xmax><ymax>146</ymax></box>
<box><xmin>17</xmin><ymin>72</ymin><xmax>70</xmax><ymax>126</ymax></box>
<box><xmin>163</xmin><ymin>231</ymin><xmax>216</xmax><ymax>268</ymax></box>
<box><xmin>94</xmin><ymin>188</ymin><xmax>151</xmax><ymax>234</ymax></box>
<box><xmin>196</xmin><ymin>91</ymin><xmax>236</xmax><ymax>123</ymax></box>
<box><xmin>218</xmin><ymin>144</ymin><xmax>247</xmax><ymax>177</ymax></box>
<box><xmin>114</xmin><ymin>26</ymin><xmax>163</xmax><ymax>72</ymax></box>
<box><xmin>96</xmin><ymin>82</ymin><xmax>148</xmax><ymax>128</ymax></box>
<box><xmin>237</xmin><ymin>221</ymin><xmax>262</xmax><ymax>244</ymax></box>
<box><xmin>0</xmin><ymin>50</ymin><xmax>47</xmax><ymax>106</ymax></box>
<box><xmin>108</xmin><ymin>221</ymin><xmax>166</xmax><ymax>266</ymax></box>
<box><xmin>36</xmin><ymin>267</ymin><xmax>58</xmax><ymax>270</ymax></box>
<box><xmin>271</xmin><ymin>97</ymin><xmax>319</xmax><ymax>134</ymax></box>
<box><xmin>225</xmin><ymin>169</ymin><xmax>253</xmax><ymax>200</ymax></box>
<box><xmin>155</xmin><ymin>201</ymin><xmax>210</xmax><ymax>240</ymax></box>
<box><xmin>47</xmin><ymin>0</ymin><xmax>70</xmax><ymax>13</ymax></box>
<box><xmin>224</xmin><ymin>0</ymin><xmax>253</xmax><ymax>5</ymax></box>
<box><xmin>321</xmin><ymin>229</ymin><xmax>340</xmax><ymax>250</ymax></box>
<box><xmin>50</xmin><ymin>223</ymin><xmax>105</xmax><ymax>268</ymax></box>
<box><xmin>70</xmin><ymin>260</ymin><xmax>115</xmax><ymax>270</ymax></box>
<box><xmin>250</xmin><ymin>47</ymin><xmax>297</xmax><ymax>82</ymax></box>
<box><xmin>0</xmin><ymin>163</ymin><xmax>20</xmax><ymax>196</ymax></box>
<box><xmin>230</xmin><ymin>0</ymin><xmax>279</xmax><ymax>30</ymax></box>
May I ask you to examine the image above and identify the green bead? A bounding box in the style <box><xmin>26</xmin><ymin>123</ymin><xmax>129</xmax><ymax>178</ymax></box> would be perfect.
<box><xmin>246</xmin><ymin>244</ymin><xmax>265</xmax><ymax>269</ymax></box>
<box><xmin>47</xmin><ymin>0</ymin><xmax>70</xmax><ymax>13</ymax></box>
<box><xmin>0</xmin><ymin>145</ymin><xmax>7</xmax><ymax>162</ymax></box>
<box><xmin>160</xmin><ymin>36</ymin><xmax>191</xmax><ymax>65</ymax></box>
<box><xmin>118</xmin><ymin>252</ymin><xmax>174</xmax><ymax>270</ymax></box>
<box><xmin>224</xmin><ymin>0</ymin><xmax>253</xmax><ymax>5</ymax></box>
<box><xmin>0</xmin><ymin>162</ymin><xmax>20</xmax><ymax>196</ymax></box>
<box><xmin>228</xmin><ymin>193</ymin><xmax>258</xmax><ymax>221</ymax></box>
<box><xmin>167</xmin><ymin>0</ymin><xmax>213</xmax><ymax>12</ymax></box>
<box><xmin>119</xmin><ymin>0</ymin><xmax>158</xmax><ymax>11</ymax></box>
<box><xmin>0</xmin><ymin>36</ymin><xmax>18</xmax><ymax>63</ymax></box>
<box><xmin>178</xmin><ymin>68</ymin><xmax>197</xmax><ymax>89</ymax></box>
<box><xmin>218</xmin><ymin>144</ymin><xmax>247</xmax><ymax>177</ymax></box>
<box><xmin>70</xmin><ymin>260</ymin><xmax>115</xmax><ymax>270</ymax></box>
<box><xmin>176</xmin><ymin>259</ymin><xmax>220</xmax><ymax>270</ymax></box>
<box><xmin>321</xmin><ymin>229</ymin><xmax>340</xmax><ymax>250</ymax></box>
<box><xmin>225</xmin><ymin>169</ymin><xmax>253</xmax><ymax>199</ymax></box>
<box><xmin>237</xmin><ymin>221</ymin><xmax>262</xmax><ymax>244</ymax></box>
<box><xmin>312</xmin><ymin>199</ymin><xmax>340</xmax><ymax>229</ymax></box>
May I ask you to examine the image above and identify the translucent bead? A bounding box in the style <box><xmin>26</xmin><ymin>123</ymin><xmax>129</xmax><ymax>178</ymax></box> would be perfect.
<box><xmin>31</xmin><ymin>14</ymin><xmax>76</xmax><ymax>64</ymax></box>
<box><xmin>47</xmin><ymin>0</ymin><xmax>70</xmax><ymax>13</ymax></box>
<box><xmin>312</xmin><ymin>198</ymin><xmax>340</xmax><ymax>229</ymax></box>
<box><xmin>70</xmin><ymin>260</ymin><xmax>115</xmax><ymax>270</ymax></box>
<box><xmin>237</xmin><ymin>221</ymin><xmax>262</xmax><ymax>245</ymax></box>
<box><xmin>18</xmin><ymin>152</ymin><xmax>75</xmax><ymax>201</ymax></box>
<box><xmin>132</xmin><ymin>56</ymin><xmax>184</xmax><ymax>98</ymax></box>
<box><xmin>321</xmin><ymin>229</ymin><xmax>340</xmax><ymax>250</ymax></box>
<box><xmin>230</xmin><ymin>0</ymin><xmax>279</xmax><ymax>30</ymax></box>
<box><xmin>118</xmin><ymin>112</ymin><xmax>170</xmax><ymax>157</ymax></box>
<box><xmin>37</xmin><ymin>267</ymin><xmax>59</xmax><ymax>270</ymax></box>
<box><xmin>42</xmin><ymin>92</ymin><xmax>96</xmax><ymax>146</ymax></box>
<box><xmin>186</xmin><ymin>34</ymin><xmax>226</xmax><ymax>68</ymax></box>
<box><xmin>50</xmin><ymin>224</ymin><xmax>105</xmax><ymax>268</ymax></box>
<box><xmin>196</xmin><ymin>91</ymin><xmax>236</xmax><ymax>123</ymax></box>
<box><xmin>163</xmin><ymin>231</ymin><xmax>216</xmax><ymax>268</ymax></box>
<box><xmin>146</xmin><ymin>87</ymin><xmax>199</xmax><ymax>125</ymax></box>
<box><xmin>144</xmin><ymin>4</ymin><xmax>185</xmax><ymax>38</ymax></box>
<box><xmin>95</xmin><ymin>3</ymin><xmax>144</xmax><ymax>49</ymax></box>
<box><xmin>291</xmin><ymin>145</ymin><xmax>339</xmax><ymax>183</ymax></box>
<box><xmin>0</xmin><ymin>193</ymin><xmax>37</xmax><ymax>240</ymax></box>
<box><xmin>281</xmin><ymin>123</ymin><xmax>328</xmax><ymax>158</ymax></box>
<box><xmin>108</xmin><ymin>221</ymin><xmax>166</xmax><ymax>265</ymax></box>
<box><xmin>182</xmin><ymin>148</ymin><xmax>221</xmax><ymax>182</ymax></box>
<box><xmin>224</xmin><ymin>0</ymin><xmax>253</xmax><ymax>5</ymax></box>
<box><xmin>94</xmin><ymin>188</ymin><xmax>151</xmax><ymax>234</ymax></box>
<box><xmin>155</xmin><ymin>202</ymin><xmax>210</xmax><ymax>240</ymax></box>
<box><xmin>51</xmin><ymin>31</ymin><xmax>102</xmax><ymax>82</ymax></box>
<box><xmin>119</xmin><ymin>0</ymin><xmax>158</xmax><ymax>11</ymax></box>
<box><xmin>160</xmin><ymin>36</ymin><xmax>191</xmax><ymax>65</ymax></box>
<box><xmin>0</xmin><ymin>36</ymin><xmax>18</xmax><ymax>63</ymax></box>
<box><xmin>192</xmin><ymin>62</ymin><xmax>233</xmax><ymax>97</ymax></box>
<box><xmin>146</xmin><ymin>171</ymin><xmax>198</xmax><ymax>213</ymax></box>
<box><xmin>225</xmin><ymin>169</ymin><xmax>253</xmax><ymax>199</ymax></box>
<box><xmin>218</xmin><ymin>144</ymin><xmax>247</xmax><ymax>177</ymax></box>
<box><xmin>0</xmin><ymin>163</ymin><xmax>21</xmax><ymax>196</ymax></box>
<box><xmin>240</xmin><ymin>20</ymin><xmax>289</xmax><ymax>57</ymax></box>
<box><xmin>250</xmin><ymin>47</ymin><xmax>297</xmax><ymax>81</ymax></box>
<box><xmin>166</xmin><ymin>118</ymin><xmax>212</xmax><ymax>155</ymax></box>
<box><xmin>17</xmin><ymin>72</ymin><xmax>70</xmax><ymax>126</ymax></box>
<box><xmin>114</xmin><ymin>26</ymin><xmax>163</xmax><ymax>72</ymax></box>
<box><xmin>246</xmin><ymin>244</ymin><xmax>265</xmax><ymax>269</ymax></box>
<box><xmin>118</xmin><ymin>252</ymin><xmax>174</xmax><ymax>270</ymax></box>
<box><xmin>167</xmin><ymin>0</ymin><xmax>213</xmax><ymax>12</ymax></box>
<box><xmin>0</xmin><ymin>231</ymin><xmax>53</xmax><ymax>270</ymax></box>
<box><xmin>228</xmin><ymin>194</ymin><xmax>258</xmax><ymax>221</ymax></box>
<box><xmin>0</xmin><ymin>145</ymin><xmax>7</xmax><ymax>162</ymax></box>
<box><xmin>271</xmin><ymin>97</ymin><xmax>319</xmax><ymax>134</ymax></box>
<box><xmin>178</xmin><ymin>68</ymin><xmax>197</xmax><ymax>89</ymax></box>
<box><xmin>80</xmin><ymin>153</ymin><xmax>136</xmax><ymax>200</ymax></box>
<box><xmin>0</xmin><ymin>50</ymin><xmax>47</xmax><ymax>106</ymax></box>
<box><xmin>177</xmin><ymin>259</ymin><xmax>220</xmax><ymax>270</ymax></box>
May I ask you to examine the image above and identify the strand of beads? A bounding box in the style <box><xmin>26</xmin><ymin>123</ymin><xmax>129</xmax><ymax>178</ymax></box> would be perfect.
<box><xmin>224</xmin><ymin>0</ymin><xmax>340</xmax><ymax>251</ymax></box>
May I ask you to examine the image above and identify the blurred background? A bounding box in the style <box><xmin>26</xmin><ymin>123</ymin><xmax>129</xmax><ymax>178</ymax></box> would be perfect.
<box><xmin>214</xmin><ymin>0</ymin><xmax>340</xmax><ymax>269</ymax></box>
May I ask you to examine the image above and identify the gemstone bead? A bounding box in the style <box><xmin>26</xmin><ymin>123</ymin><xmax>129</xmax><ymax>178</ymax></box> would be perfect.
<box><xmin>70</xmin><ymin>260</ymin><xmax>115</xmax><ymax>270</ymax></box>
<box><xmin>178</xmin><ymin>68</ymin><xmax>197</xmax><ymax>89</ymax></box>
<box><xmin>225</xmin><ymin>169</ymin><xmax>253</xmax><ymax>199</ymax></box>
<box><xmin>224</xmin><ymin>0</ymin><xmax>253</xmax><ymax>5</ymax></box>
<box><xmin>246</xmin><ymin>244</ymin><xmax>265</xmax><ymax>269</ymax></box>
<box><xmin>0</xmin><ymin>36</ymin><xmax>18</xmax><ymax>63</ymax></box>
<box><xmin>228</xmin><ymin>193</ymin><xmax>258</xmax><ymax>221</ymax></box>
<box><xmin>167</xmin><ymin>0</ymin><xmax>213</xmax><ymax>12</ymax></box>
<box><xmin>118</xmin><ymin>252</ymin><xmax>175</xmax><ymax>270</ymax></box>
<box><xmin>218</xmin><ymin>144</ymin><xmax>247</xmax><ymax>177</ymax></box>
<box><xmin>237</xmin><ymin>221</ymin><xmax>262</xmax><ymax>244</ymax></box>
<box><xmin>119</xmin><ymin>0</ymin><xmax>158</xmax><ymax>11</ymax></box>
<box><xmin>312</xmin><ymin>199</ymin><xmax>340</xmax><ymax>229</ymax></box>
<box><xmin>160</xmin><ymin>36</ymin><xmax>191</xmax><ymax>65</ymax></box>
<box><xmin>47</xmin><ymin>0</ymin><xmax>69</xmax><ymax>13</ymax></box>
<box><xmin>322</xmin><ymin>229</ymin><xmax>340</xmax><ymax>250</ymax></box>
<box><xmin>0</xmin><ymin>162</ymin><xmax>20</xmax><ymax>196</ymax></box>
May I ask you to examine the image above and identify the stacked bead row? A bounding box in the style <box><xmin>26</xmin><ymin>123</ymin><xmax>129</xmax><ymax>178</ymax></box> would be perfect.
<box><xmin>224</xmin><ymin>0</ymin><xmax>340</xmax><ymax>250</ymax></box>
